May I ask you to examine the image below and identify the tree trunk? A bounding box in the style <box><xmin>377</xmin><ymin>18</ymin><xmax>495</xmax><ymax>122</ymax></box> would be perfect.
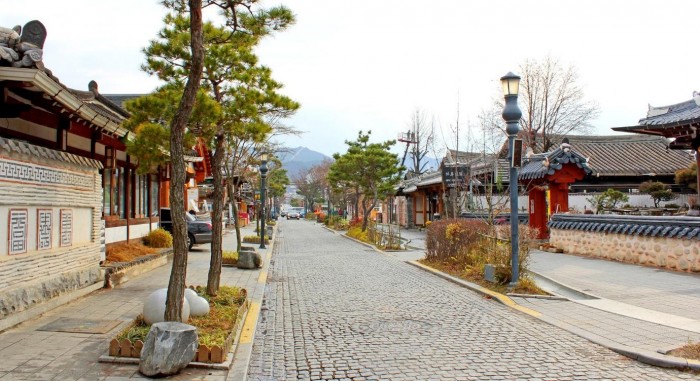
<box><xmin>361</xmin><ymin>198</ymin><xmax>374</xmax><ymax>231</ymax></box>
<box><xmin>353</xmin><ymin>186</ymin><xmax>360</xmax><ymax>220</ymax></box>
<box><xmin>165</xmin><ymin>0</ymin><xmax>204</xmax><ymax>322</ymax></box>
<box><xmin>206</xmin><ymin>134</ymin><xmax>225</xmax><ymax>296</ymax></box>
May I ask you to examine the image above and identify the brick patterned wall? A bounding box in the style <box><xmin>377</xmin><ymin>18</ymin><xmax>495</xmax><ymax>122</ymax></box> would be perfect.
<box><xmin>550</xmin><ymin>229</ymin><xmax>700</xmax><ymax>272</ymax></box>
<box><xmin>0</xmin><ymin>139</ymin><xmax>103</xmax><ymax>319</ymax></box>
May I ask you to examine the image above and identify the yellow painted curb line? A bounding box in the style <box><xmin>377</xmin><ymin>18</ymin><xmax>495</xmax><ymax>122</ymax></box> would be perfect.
<box><xmin>240</xmin><ymin>231</ymin><xmax>275</xmax><ymax>344</ymax></box>
<box><xmin>239</xmin><ymin>301</ymin><xmax>260</xmax><ymax>344</ymax></box>
<box><xmin>409</xmin><ymin>261</ymin><xmax>541</xmax><ymax>318</ymax></box>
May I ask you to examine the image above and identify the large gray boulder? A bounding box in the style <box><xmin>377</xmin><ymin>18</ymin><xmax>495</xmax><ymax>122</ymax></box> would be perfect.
<box><xmin>237</xmin><ymin>250</ymin><xmax>262</xmax><ymax>269</ymax></box>
<box><xmin>139</xmin><ymin>322</ymin><xmax>198</xmax><ymax>377</ymax></box>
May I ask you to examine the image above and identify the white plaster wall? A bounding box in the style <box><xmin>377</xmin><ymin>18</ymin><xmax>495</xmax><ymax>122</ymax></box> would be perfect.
<box><xmin>106</xmin><ymin>226</ymin><xmax>128</xmax><ymax>243</ymax></box>
<box><xmin>472</xmin><ymin>195</ymin><xmax>528</xmax><ymax>212</ymax></box>
<box><xmin>568</xmin><ymin>193</ymin><xmax>694</xmax><ymax>212</ymax></box>
<box><xmin>129</xmin><ymin>222</ymin><xmax>153</xmax><ymax>240</ymax></box>
<box><xmin>470</xmin><ymin>193</ymin><xmax>694</xmax><ymax>213</ymax></box>
<box><xmin>4</xmin><ymin>119</ymin><xmax>55</xmax><ymax>142</ymax></box>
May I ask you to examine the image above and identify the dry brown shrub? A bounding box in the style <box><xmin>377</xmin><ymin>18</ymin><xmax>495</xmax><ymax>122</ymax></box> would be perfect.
<box><xmin>425</xmin><ymin>219</ymin><xmax>489</xmax><ymax>261</ymax></box>
<box><xmin>424</xmin><ymin>219</ymin><xmax>541</xmax><ymax>286</ymax></box>
<box><xmin>106</xmin><ymin>243</ymin><xmax>158</xmax><ymax>263</ymax></box>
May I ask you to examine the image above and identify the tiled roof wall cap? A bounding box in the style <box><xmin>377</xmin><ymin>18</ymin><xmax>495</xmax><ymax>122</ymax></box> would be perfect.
<box><xmin>549</xmin><ymin>213</ymin><xmax>700</xmax><ymax>240</ymax></box>
<box><xmin>0</xmin><ymin>136</ymin><xmax>102</xmax><ymax>169</ymax></box>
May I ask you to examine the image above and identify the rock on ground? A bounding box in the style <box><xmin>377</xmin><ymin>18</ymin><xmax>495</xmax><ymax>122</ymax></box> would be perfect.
<box><xmin>139</xmin><ymin>321</ymin><xmax>198</xmax><ymax>377</ymax></box>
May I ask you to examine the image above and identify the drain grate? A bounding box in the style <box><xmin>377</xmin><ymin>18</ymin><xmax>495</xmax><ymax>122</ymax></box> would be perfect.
<box><xmin>37</xmin><ymin>318</ymin><xmax>122</xmax><ymax>334</ymax></box>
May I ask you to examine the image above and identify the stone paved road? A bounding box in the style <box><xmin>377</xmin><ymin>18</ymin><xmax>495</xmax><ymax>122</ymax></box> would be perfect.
<box><xmin>246</xmin><ymin>219</ymin><xmax>698</xmax><ymax>381</ymax></box>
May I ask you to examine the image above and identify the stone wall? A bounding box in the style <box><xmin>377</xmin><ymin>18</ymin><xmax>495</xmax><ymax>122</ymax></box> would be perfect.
<box><xmin>0</xmin><ymin>138</ymin><xmax>103</xmax><ymax>320</ymax></box>
<box><xmin>549</xmin><ymin>214</ymin><xmax>700</xmax><ymax>273</ymax></box>
<box><xmin>550</xmin><ymin>229</ymin><xmax>700</xmax><ymax>272</ymax></box>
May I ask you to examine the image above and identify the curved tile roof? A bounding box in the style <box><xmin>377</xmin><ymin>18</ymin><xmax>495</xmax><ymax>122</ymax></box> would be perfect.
<box><xmin>519</xmin><ymin>145</ymin><xmax>592</xmax><ymax>180</ymax></box>
<box><xmin>639</xmin><ymin>98</ymin><xmax>700</xmax><ymax>126</ymax></box>
<box><xmin>561</xmin><ymin>135</ymin><xmax>692</xmax><ymax>176</ymax></box>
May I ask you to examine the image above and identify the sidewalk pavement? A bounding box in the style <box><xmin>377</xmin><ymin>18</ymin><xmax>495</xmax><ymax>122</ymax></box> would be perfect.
<box><xmin>519</xmin><ymin>250</ymin><xmax>700</xmax><ymax>369</ymax></box>
<box><xmin>0</xmin><ymin>221</ymin><xmax>271</xmax><ymax>380</ymax></box>
<box><xmin>401</xmin><ymin>226</ymin><xmax>700</xmax><ymax>369</ymax></box>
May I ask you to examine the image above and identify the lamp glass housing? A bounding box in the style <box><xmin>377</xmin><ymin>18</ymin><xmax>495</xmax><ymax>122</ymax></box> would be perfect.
<box><xmin>260</xmin><ymin>153</ymin><xmax>268</xmax><ymax>162</ymax></box>
<box><xmin>500</xmin><ymin>72</ymin><xmax>521</xmax><ymax>96</ymax></box>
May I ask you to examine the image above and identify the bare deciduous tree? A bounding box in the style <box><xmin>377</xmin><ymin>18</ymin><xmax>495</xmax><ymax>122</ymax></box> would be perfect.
<box><xmin>402</xmin><ymin>108</ymin><xmax>436</xmax><ymax>176</ymax></box>
<box><xmin>518</xmin><ymin>56</ymin><xmax>600</xmax><ymax>153</ymax></box>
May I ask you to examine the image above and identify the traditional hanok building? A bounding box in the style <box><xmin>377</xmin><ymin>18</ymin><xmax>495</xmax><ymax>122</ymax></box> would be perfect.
<box><xmin>397</xmin><ymin>170</ymin><xmax>443</xmax><ymax>227</ymax></box>
<box><xmin>0</xmin><ymin>20</ymin><xmax>165</xmax><ymax>328</ymax></box>
<box><xmin>555</xmin><ymin>134</ymin><xmax>692</xmax><ymax>193</ymax></box>
<box><xmin>612</xmin><ymin>92</ymin><xmax>700</xmax><ymax>198</ymax></box>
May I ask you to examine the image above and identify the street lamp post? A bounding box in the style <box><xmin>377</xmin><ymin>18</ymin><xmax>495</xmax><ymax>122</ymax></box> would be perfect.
<box><xmin>259</xmin><ymin>153</ymin><xmax>268</xmax><ymax>249</ymax></box>
<box><xmin>327</xmin><ymin>187</ymin><xmax>331</xmax><ymax>221</ymax></box>
<box><xmin>501</xmin><ymin>72</ymin><xmax>522</xmax><ymax>287</ymax></box>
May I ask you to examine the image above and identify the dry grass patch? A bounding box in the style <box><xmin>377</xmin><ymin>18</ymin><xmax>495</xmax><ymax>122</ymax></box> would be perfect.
<box><xmin>106</xmin><ymin>243</ymin><xmax>158</xmax><ymax>263</ymax></box>
<box><xmin>421</xmin><ymin>258</ymin><xmax>547</xmax><ymax>295</ymax></box>
<box><xmin>669</xmin><ymin>342</ymin><xmax>700</xmax><ymax>361</ymax></box>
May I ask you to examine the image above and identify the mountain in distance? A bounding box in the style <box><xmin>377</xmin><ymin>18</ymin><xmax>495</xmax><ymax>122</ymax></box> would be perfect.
<box><xmin>402</xmin><ymin>152</ymin><xmax>441</xmax><ymax>173</ymax></box>
<box><xmin>279</xmin><ymin>146</ymin><xmax>332</xmax><ymax>178</ymax></box>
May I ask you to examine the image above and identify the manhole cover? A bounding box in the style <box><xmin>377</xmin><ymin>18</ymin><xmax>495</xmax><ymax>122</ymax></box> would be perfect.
<box><xmin>37</xmin><ymin>318</ymin><xmax>122</xmax><ymax>334</ymax></box>
<box><xmin>351</xmin><ymin>319</ymin><xmax>431</xmax><ymax>335</ymax></box>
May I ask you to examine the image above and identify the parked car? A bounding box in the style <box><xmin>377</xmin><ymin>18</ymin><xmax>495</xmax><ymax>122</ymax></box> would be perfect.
<box><xmin>286</xmin><ymin>210</ymin><xmax>301</xmax><ymax>220</ymax></box>
<box><xmin>280</xmin><ymin>210</ymin><xmax>287</xmax><ymax>217</ymax></box>
<box><xmin>160</xmin><ymin>207</ymin><xmax>213</xmax><ymax>250</ymax></box>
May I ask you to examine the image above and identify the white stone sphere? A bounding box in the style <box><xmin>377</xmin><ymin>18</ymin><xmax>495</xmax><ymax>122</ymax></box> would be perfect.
<box><xmin>143</xmin><ymin>288</ymin><xmax>191</xmax><ymax>325</ymax></box>
<box><xmin>184</xmin><ymin>288</ymin><xmax>211</xmax><ymax>317</ymax></box>
<box><xmin>189</xmin><ymin>296</ymin><xmax>210</xmax><ymax>317</ymax></box>
<box><xmin>184</xmin><ymin>288</ymin><xmax>199</xmax><ymax>304</ymax></box>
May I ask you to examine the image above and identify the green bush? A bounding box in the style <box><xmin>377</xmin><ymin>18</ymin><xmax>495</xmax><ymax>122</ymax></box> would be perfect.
<box><xmin>327</xmin><ymin>216</ymin><xmax>349</xmax><ymax>230</ymax></box>
<box><xmin>143</xmin><ymin>228</ymin><xmax>173</xmax><ymax>248</ymax></box>
<box><xmin>639</xmin><ymin>180</ymin><xmax>675</xmax><ymax>207</ymax></box>
<box><xmin>586</xmin><ymin>189</ymin><xmax>629</xmax><ymax>213</ymax></box>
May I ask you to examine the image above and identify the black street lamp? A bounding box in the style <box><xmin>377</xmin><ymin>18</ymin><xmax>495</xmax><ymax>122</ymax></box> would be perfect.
<box><xmin>259</xmin><ymin>153</ymin><xmax>268</xmax><ymax>249</ymax></box>
<box><xmin>326</xmin><ymin>187</ymin><xmax>331</xmax><ymax>221</ymax></box>
<box><xmin>501</xmin><ymin>72</ymin><xmax>522</xmax><ymax>287</ymax></box>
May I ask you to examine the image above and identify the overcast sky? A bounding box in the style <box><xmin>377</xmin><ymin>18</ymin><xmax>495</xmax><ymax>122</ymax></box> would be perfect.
<box><xmin>3</xmin><ymin>1</ymin><xmax>699</xmax><ymax>158</ymax></box>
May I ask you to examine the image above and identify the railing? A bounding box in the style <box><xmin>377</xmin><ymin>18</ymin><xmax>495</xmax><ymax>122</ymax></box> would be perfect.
<box><xmin>367</xmin><ymin>223</ymin><xmax>408</xmax><ymax>249</ymax></box>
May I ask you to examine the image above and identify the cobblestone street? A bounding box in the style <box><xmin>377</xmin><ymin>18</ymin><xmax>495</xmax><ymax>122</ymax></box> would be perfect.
<box><xmin>247</xmin><ymin>220</ymin><xmax>696</xmax><ymax>381</ymax></box>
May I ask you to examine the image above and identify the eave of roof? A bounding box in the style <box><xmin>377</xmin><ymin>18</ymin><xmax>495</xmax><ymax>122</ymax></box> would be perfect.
<box><xmin>519</xmin><ymin>146</ymin><xmax>592</xmax><ymax>181</ymax></box>
<box><xmin>0</xmin><ymin>67</ymin><xmax>130</xmax><ymax>138</ymax></box>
